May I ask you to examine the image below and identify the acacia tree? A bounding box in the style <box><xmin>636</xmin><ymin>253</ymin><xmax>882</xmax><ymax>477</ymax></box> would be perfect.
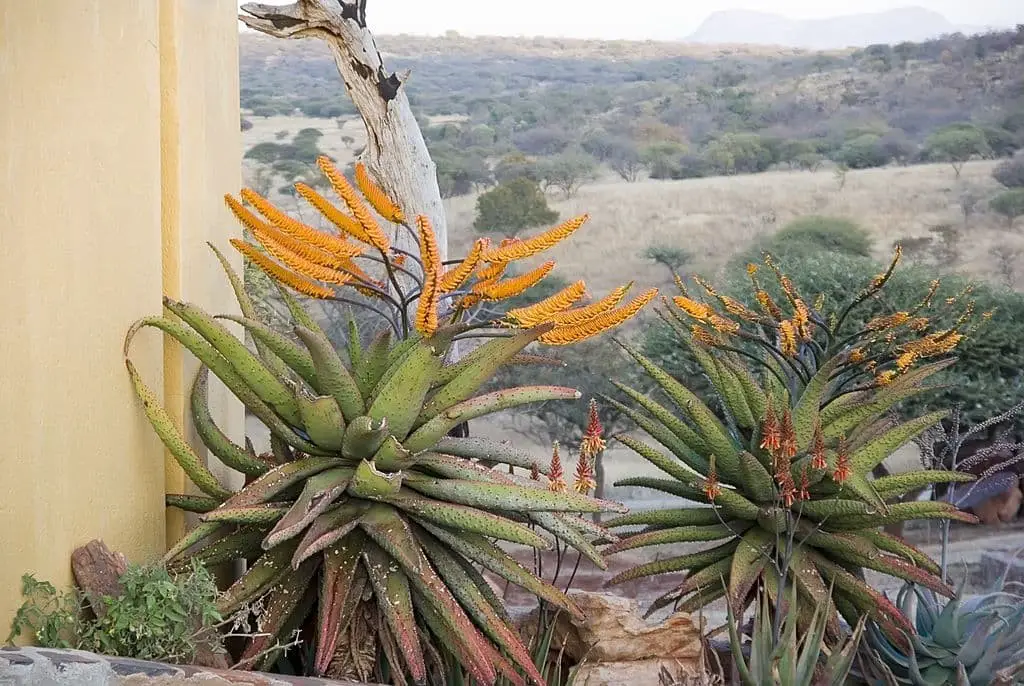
<box><xmin>924</xmin><ymin>124</ymin><xmax>991</xmax><ymax>178</ymax></box>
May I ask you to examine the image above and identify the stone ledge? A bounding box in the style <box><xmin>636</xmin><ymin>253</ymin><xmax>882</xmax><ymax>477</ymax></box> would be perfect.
<box><xmin>0</xmin><ymin>647</ymin><xmax>380</xmax><ymax>686</ymax></box>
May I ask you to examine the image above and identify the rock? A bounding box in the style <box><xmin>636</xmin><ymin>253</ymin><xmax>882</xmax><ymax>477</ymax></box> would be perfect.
<box><xmin>520</xmin><ymin>592</ymin><xmax>709</xmax><ymax>685</ymax></box>
<box><xmin>973</xmin><ymin>480</ymin><xmax>1022</xmax><ymax>525</ymax></box>
<box><xmin>71</xmin><ymin>540</ymin><xmax>128</xmax><ymax>619</ymax></box>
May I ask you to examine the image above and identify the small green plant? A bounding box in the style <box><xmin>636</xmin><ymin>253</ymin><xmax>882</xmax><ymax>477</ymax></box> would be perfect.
<box><xmin>768</xmin><ymin>216</ymin><xmax>873</xmax><ymax>260</ymax></box>
<box><xmin>856</xmin><ymin>579</ymin><xmax>1024</xmax><ymax>685</ymax></box>
<box><xmin>727</xmin><ymin>583</ymin><xmax>865</xmax><ymax>686</ymax></box>
<box><xmin>991</xmin><ymin>189</ymin><xmax>1024</xmax><ymax>229</ymax></box>
<box><xmin>7</xmin><ymin>560</ymin><xmax>222</xmax><ymax>664</ymax></box>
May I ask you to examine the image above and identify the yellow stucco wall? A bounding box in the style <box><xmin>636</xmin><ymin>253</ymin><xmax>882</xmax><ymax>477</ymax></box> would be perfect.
<box><xmin>0</xmin><ymin>0</ymin><xmax>243</xmax><ymax>631</ymax></box>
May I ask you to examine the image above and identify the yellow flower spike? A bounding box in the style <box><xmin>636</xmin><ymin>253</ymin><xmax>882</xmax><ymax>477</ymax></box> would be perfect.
<box><xmin>506</xmin><ymin>280</ymin><xmax>588</xmax><ymax>327</ymax></box>
<box><xmin>814</xmin><ymin>292</ymin><xmax>826</xmax><ymax>312</ymax></box>
<box><xmin>708</xmin><ymin>314</ymin><xmax>740</xmax><ymax>335</ymax></box>
<box><xmin>849</xmin><ymin>348</ymin><xmax>866</xmax><ymax>364</ymax></box>
<box><xmin>475</xmin><ymin>261</ymin><xmax>508</xmax><ymax>283</ymax></box>
<box><xmin>691</xmin><ymin>325</ymin><xmax>719</xmax><ymax>347</ymax></box>
<box><xmin>247</xmin><ymin>231</ymin><xmax>355</xmax><ymax>286</ymax></box>
<box><xmin>540</xmin><ymin>288</ymin><xmax>658</xmax><ymax>346</ymax></box>
<box><xmin>230</xmin><ymin>239</ymin><xmax>336</xmax><ymax>299</ymax></box>
<box><xmin>746</xmin><ymin>263</ymin><xmax>759</xmax><ymax>276</ymax></box>
<box><xmin>755</xmin><ymin>289</ymin><xmax>783</xmax><ymax>320</ymax></box>
<box><xmin>793</xmin><ymin>299</ymin><xmax>813</xmax><ymax>340</ymax></box>
<box><xmin>673</xmin><ymin>273</ymin><xmax>688</xmax><ymax>295</ymax></box>
<box><xmin>480</xmin><ymin>214</ymin><xmax>590</xmax><ymax>263</ymax></box>
<box><xmin>244</xmin><ymin>216</ymin><xmax>352</xmax><ymax>271</ymax></box>
<box><xmin>547</xmin><ymin>283</ymin><xmax>633</xmax><ymax>327</ymax></box>
<box><xmin>354</xmin><ymin>162</ymin><xmax>405</xmax><ymax>224</ymax></box>
<box><xmin>237</xmin><ymin>189</ymin><xmax>363</xmax><ymax>259</ymax></box>
<box><xmin>779</xmin><ymin>320</ymin><xmax>799</xmax><ymax>357</ymax></box>
<box><xmin>865</xmin><ymin>311</ymin><xmax>910</xmax><ymax>332</ymax></box>
<box><xmin>876</xmin><ymin>370</ymin><xmax>898</xmax><ymax>386</ymax></box>
<box><xmin>672</xmin><ymin>296</ymin><xmax>714</xmax><ymax>321</ymax></box>
<box><xmin>718</xmin><ymin>295</ymin><xmax>761</xmax><ymax>322</ymax></box>
<box><xmin>316</xmin><ymin>156</ymin><xmax>391</xmax><ymax>254</ymax></box>
<box><xmin>474</xmin><ymin>261</ymin><xmax>556</xmax><ymax>302</ymax></box>
<box><xmin>693</xmin><ymin>275</ymin><xmax>718</xmax><ymax>297</ymax></box>
<box><xmin>439</xmin><ymin>239</ymin><xmax>488</xmax><ymax>293</ymax></box>
<box><xmin>414</xmin><ymin>216</ymin><xmax>441</xmax><ymax>337</ymax></box>
<box><xmin>896</xmin><ymin>351</ymin><xmax>918</xmax><ymax>371</ymax></box>
<box><xmin>293</xmin><ymin>182</ymin><xmax>374</xmax><ymax>245</ymax></box>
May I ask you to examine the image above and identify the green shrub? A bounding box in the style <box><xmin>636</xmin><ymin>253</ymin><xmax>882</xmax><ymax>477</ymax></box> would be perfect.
<box><xmin>473</xmin><ymin>176</ymin><xmax>559</xmax><ymax>236</ymax></box>
<box><xmin>990</xmin><ymin>188</ymin><xmax>1024</xmax><ymax>227</ymax></box>
<box><xmin>733</xmin><ymin>215</ymin><xmax>873</xmax><ymax>266</ymax></box>
<box><xmin>7</xmin><ymin>560</ymin><xmax>223</xmax><ymax>664</ymax></box>
<box><xmin>993</xmin><ymin>151</ymin><xmax>1024</xmax><ymax>188</ymax></box>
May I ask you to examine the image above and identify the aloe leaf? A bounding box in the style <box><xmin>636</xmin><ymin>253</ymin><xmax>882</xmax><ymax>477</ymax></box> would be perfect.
<box><xmin>729</xmin><ymin>528</ymin><xmax>772</xmax><ymax>612</ymax></box>
<box><xmin>291</xmin><ymin>501</ymin><xmax>368</xmax><ymax>567</ymax></box>
<box><xmin>341</xmin><ymin>415</ymin><xmax>389</xmax><ymax>461</ymax></box>
<box><xmin>415</xmin><ymin>522</ymin><xmax>580</xmax><ymax>619</ymax></box>
<box><xmin>353</xmin><ymin>329</ymin><xmax>393</xmax><ymax>398</ymax></box>
<box><xmin>191</xmin><ymin>366</ymin><xmax>271</xmax><ymax>477</ymax></box>
<box><xmin>608</xmin><ymin>382</ymin><xmax>710</xmax><ymax>459</ymax></box>
<box><xmin>433</xmin><ymin>436</ymin><xmax>549</xmax><ymax>474</ymax></box>
<box><xmin>237</xmin><ymin>559</ymin><xmax>319</xmax><ymax>670</ymax></box>
<box><xmin>618</xmin><ymin>343</ymin><xmax>742</xmax><ymax>482</ymax></box>
<box><xmin>386</xmin><ymin>489</ymin><xmax>550</xmax><ymax>549</ymax></box>
<box><xmin>606</xmin><ymin>539</ymin><xmax>739</xmax><ymax>586</ymax></box>
<box><xmin>603</xmin><ymin>394</ymin><xmax>710</xmax><ymax>476</ymax></box>
<box><xmin>165</xmin><ymin>494</ymin><xmax>222</xmax><ymax>514</ymax></box>
<box><xmin>528</xmin><ymin>511</ymin><xmax>607</xmax><ymax>569</ymax></box>
<box><xmin>603</xmin><ymin>508</ymin><xmax>722</xmax><ymax>529</ymax></box>
<box><xmin>294</xmin><ymin>324</ymin><xmax>365</xmax><ymax>422</ymax></box>
<box><xmin>604</xmin><ymin>522</ymin><xmax>746</xmax><ymax>555</ymax></box>
<box><xmin>850</xmin><ymin>410</ymin><xmax>949</xmax><ymax>476</ymax></box>
<box><xmin>405</xmin><ymin>386</ymin><xmax>581</xmax><ymax>453</ymax></box>
<box><xmin>823</xmin><ymin>501</ymin><xmax>979</xmax><ymax>531</ymax></box>
<box><xmin>368</xmin><ymin>340</ymin><xmax>441</xmax><ymax>441</ymax></box>
<box><xmin>219</xmin><ymin>458</ymin><xmax>345</xmax><ymax>508</ymax></box>
<box><xmin>200</xmin><ymin>503</ymin><xmax>290</xmax><ymax>525</ymax></box>
<box><xmin>841</xmin><ymin>471</ymin><xmax>891</xmax><ymax>513</ymax></box>
<box><xmin>402</xmin><ymin>472</ymin><xmax>624</xmax><ymax>513</ymax></box>
<box><xmin>315</xmin><ymin>535</ymin><xmax>364</xmax><ymax>676</ymax></box>
<box><xmin>738</xmin><ymin>451</ymin><xmax>776</xmax><ymax>503</ymax></box>
<box><xmin>264</xmin><ymin>468</ymin><xmax>351</xmax><ymax>549</ymax></box>
<box><xmin>412</xmin><ymin>592</ymin><xmax>498</xmax><ymax>686</ymax></box>
<box><xmin>422</xmin><ymin>325</ymin><xmax>551</xmax><ymax>419</ymax></box>
<box><xmin>361</xmin><ymin>543</ymin><xmax>426</xmax><ymax>683</ymax></box>
<box><xmin>163</xmin><ymin>522</ymin><xmax>223</xmax><ymax>564</ymax></box>
<box><xmin>218</xmin><ymin>540</ymin><xmax>300</xmax><ymax>616</ymax></box>
<box><xmin>794</xmin><ymin>498</ymin><xmax>878</xmax><ymax>520</ymax></box>
<box><xmin>792</xmin><ymin>354</ymin><xmax>842</xmax><ymax>450</ymax></box>
<box><xmin>614</xmin><ymin>434</ymin><xmax>705</xmax><ymax>489</ymax></box>
<box><xmin>612</xmin><ymin>476</ymin><xmax>708</xmax><ymax>503</ymax></box>
<box><xmin>216</xmin><ymin>314</ymin><xmax>319</xmax><ymax>389</ymax></box>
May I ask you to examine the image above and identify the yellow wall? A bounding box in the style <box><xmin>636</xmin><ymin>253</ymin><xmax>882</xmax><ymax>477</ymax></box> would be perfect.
<box><xmin>0</xmin><ymin>0</ymin><xmax>243</xmax><ymax>631</ymax></box>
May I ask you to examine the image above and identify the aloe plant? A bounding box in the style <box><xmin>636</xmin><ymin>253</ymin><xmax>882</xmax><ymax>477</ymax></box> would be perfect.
<box><xmin>728</xmin><ymin>581</ymin><xmax>865</xmax><ymax>686</ymax></box>
<box><xmin>858</xmin><ymin>579</ymin><xmax>1024</xmax><ymax>686</ymax></box>
<box><xmin>125</xmin><ymin>159</ymin><xmax>655</xmax><ymax>685</ymax></box>
<box><xmin>604</xmin><ymin>250</ymin><xmax>984</xmax><ymax>645</ymax></box>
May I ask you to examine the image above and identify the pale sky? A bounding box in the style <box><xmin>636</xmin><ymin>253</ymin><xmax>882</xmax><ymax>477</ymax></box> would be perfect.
<box><xmin>238</xmin><ymin>1</ymin><xmax>1022</xmax><ymax>40</ymax></box>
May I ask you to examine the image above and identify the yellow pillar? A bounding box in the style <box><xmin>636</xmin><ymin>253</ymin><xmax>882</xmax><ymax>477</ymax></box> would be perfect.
<box><xmin>0</xmin><ymin>0</ymin><xmax>242</xmax><ymax>632</ymax></box>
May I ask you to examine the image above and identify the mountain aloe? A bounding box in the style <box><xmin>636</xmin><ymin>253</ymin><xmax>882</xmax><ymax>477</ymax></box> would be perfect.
<box><xmin>604</xmin><ymin>249</ymin><xmax>984</xmax><ymax>646</ymax></box>
<box><xmin>125</xmin><ymin>159</ymin><xmax>654</xmax><ymax>685</ymax></box>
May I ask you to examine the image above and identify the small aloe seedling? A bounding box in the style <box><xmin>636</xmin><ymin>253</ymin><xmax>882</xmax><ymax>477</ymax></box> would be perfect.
<box><xmin>728</xmin><ymin>580</ymin><xmax>866</xmax><ymax>686</ymax></box>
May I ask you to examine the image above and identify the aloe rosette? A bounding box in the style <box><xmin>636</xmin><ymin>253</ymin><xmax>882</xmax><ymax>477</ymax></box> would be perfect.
<box><xmin>603</xmin><ymin>249</ymin><xmax>984</xmax><ymax>646</ymax></box>
<box><xmin>124</xmin><ymin>162</ymin><xmax>652</xmax><ymax>685</ymax></box>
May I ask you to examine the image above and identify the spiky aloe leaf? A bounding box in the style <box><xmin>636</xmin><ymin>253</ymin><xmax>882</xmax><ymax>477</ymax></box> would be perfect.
<box><xmin>216</xmin><ymin>314</ymin><xmax>319</xmax><ymax>389</ymax></box>
<box><xmin>368</xmin><ymin>340</ymin><xmax>441</xmax><ymax>441</ymax></box>
<box><xmin>295</xmin><ymin>393</ymin><xmax>346</xmax><ymax>452</ymax></box>
<box><xmin>218</xmin><ymin>539</ymin><xmax>300</xmax><ymax>616</ymax></box>
<box><xmin>361</xmin><ymin>542</ymin><xmax>426</xmax><ymax>683</ymax></box>
<box><xmin>342</xmin><ymin>415</ymin><xmax>389</xmax><ymax>460</ymax></box>
<box><xmin>433</xmin><ymin>437</ymin><xmax>550</xmax><ymax>474</ymax></box>
<box><xmin>292</xmin><ymin>501</ymin><xmax>368</xmax><ymax>567</ymax></box>
<box><xmin>527</xmin><ymin>511</ymin><xmax>607</xmax><ymax>569</ymax></box>
<box><xmin>791</xmin><ymin>354</ymin><xmax>841</xmax><ymax>441</ymax></box>
<box><xmin>388</xmin><ymin>490</ymin><xmax>550</xmax><ymax>549</ymax></box>
<box><xmin>315</xmin><ymin>535</ymin><xmax>365</xmax><ymax>676</ymax></box>
<box><xmin>606</xmin><ymin>539</ymin><xmax>739</xmax><ymax>586</ymax></box>
<box><xmin>126</xmin><ymin>316</ymin><xmax>321</xmax><ymax>453</ymax></box>
<box><xmin>605</xmin><ymin>522</ymin><xmax>746</xmax><ymax>555</ymax></box>
<box><xmin>603</xmin><ymin>393</ymin><xmax>710</xmax><ymax>475</ymax></box>
<box><xmin>609</xmin><ymin>382</ymin><xmax>710</xmax><ymax>458</ymax></box>
<box><xmin>402</xmin><ymin>472</ymin><xmax>625</xmax><ymax>514</ymax></box>
<box><xmin>873</xmin><ymin>470</ymin><xmax>975</xmax><ymax>499</ymax></box>
<box><xmin>201</xmin><ymin>503</ymin><xmax>290</xmax><ymax>525</ymax></box>
<box><xmin>603</xmin><ymin>508</ymin><xmax>722</xmax><ymax>529</ymax></box>
<box><xmin>264</xmin><ymin>468</ymin><xmax>351</xmax><ymax>549</ymax></box>
<box><xmin>823</xmin><ymin>501</ymin><xmax>979</xmax><ymax>531</ymax></box>
<box><xmin>294</xmin><ymin>324</ymin><xmax>365</xmax><ymax>422</ymax></box>
<box><xmin>419</xmin><ymin>535</ymin><xmax>544</xmax><ymax>686</ymax></box>
<box><xmin>372</xmin><ymin>435</ymin><xmax>414</xmax><ymax>472</ymax></box>
<box><xmin>348</xmin><ymin>458</ymin><xmax>402</xmax><ymax>499</ymax></box>
<box><xmin>674</xmin><ymin>557</ymin><xmax>734</xmax><ymax>598</ymax></box>
<box><xmin>165</xmin><ymin>494</ymin><xmax>222</xmax><ymax>514</ymax></box>
<box><xmin>219</xmin><ymin>458</ymin><xmax>345</xmax><ymax>508</ymax></box>
<box><xmin>613</xmin><ymin>476</ymin><xmax>708</xmax><ymax>503</ymax></box>
<box><xmin>720</xmin><ymin>355</ymin><xmax>768</xmax><ymax>420</ymax></box>
<box><xmin>618</xmin><ymin>343</ymin><xmax>742</xmax><ymax>482</ymax></box>
<box><xmin>237</xmin><ymin>559</ymin><xmax>319</xmax><ymax>671</ymax></box>
<box><xmin>423</xmin><ymin>326</ymin><xmax>551</xmax><ymax>419</ymax></box>
<box><xmin>404</xmin><ymin>386</ymin><xmax>581</xmax><ymax>453</ymax></box>
<box><xmin>841</xmin><ymin>472</ymin><xmax>891</xmax><ymax>513</ymax></box>
<box><xmin>191</xmin><ymin>366</ymin><xmax>271</xmax><ymax>477</ymax></box>
<box><xmin>182</xmin><ymin>526</ymin><xmax>268</xmax><ymax>570</ymax></box>
<box><xmin>412</xmin><ymin>593</ymin><xmax>500</xmax><ymax>686</ymax></box>
<box><xmin>821</xmin><ymin>360</ymin><xmax>955</xmax><ymax>438</ymax></box>
<box><xmin>794</xmin><ymin>498</ymin><xmax>878</xmax><ymax>520</ymax></box>
<box><xmin>850</xmin><ymin>410</ymin><xmax>949</xmax><ymax>476</ymax></box>
<box><xmin>163</xmin><ymin>298</ymin><xmax>303</xmax><ymax>426</ymax></box>
<box><xmin>163</xmin><ymin>522</ymin><xmax>223</xmax><ymax>564</ymax></box>
<box><xmin>861</xmin><ymin>530</ymin><xmax>940</xmax><ymax>575</ymax></box>
<box><xmin>417</xmin><ymin>522</ymin><xmax>580</xmax><ymax>619</ymax></box>
<box><xmin>729</xmin><ymin>528</ymin><xmax>772</xmax><ymax>612</ymax></box>
<box><xmin>674</xmin><ymin>577</ymin><xmax>728</xmax><ymax>615</ymax></box>
<box><xmin>711</xmin><ymin>353</ymin><xmax>758</xmax><ymax>429</ymax></box>
<box><xmin>125</xmin><ymin>360</ymin><xmax>232</xmax><ymax>500</ymax></box>
<box><xmin>739</xmin><ymin>451</ymin><xmax>776</xmax><ymax>503</ymax></box>
<box><xmin>615</xmin><ymin>434</ymin><xmax>704</xmax><ymax>489</ymax></box>
<box><xmin>353</xmin><ymin>329</ymin><xmax>392</xmax><ymax>398</ymax></box>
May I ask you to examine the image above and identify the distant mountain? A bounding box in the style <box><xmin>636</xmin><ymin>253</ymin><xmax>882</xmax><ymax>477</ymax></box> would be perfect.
<box><xmin>687</xmin><ymin>7</ymin><xmax>972</xmax><ymax>50</ymax></box>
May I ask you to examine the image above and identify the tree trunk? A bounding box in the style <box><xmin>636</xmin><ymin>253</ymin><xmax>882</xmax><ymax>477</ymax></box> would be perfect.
<box><xmin>239</xmin><ymin>1</ymin><xmax>447</xmax><ymax>260</ymax></box>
